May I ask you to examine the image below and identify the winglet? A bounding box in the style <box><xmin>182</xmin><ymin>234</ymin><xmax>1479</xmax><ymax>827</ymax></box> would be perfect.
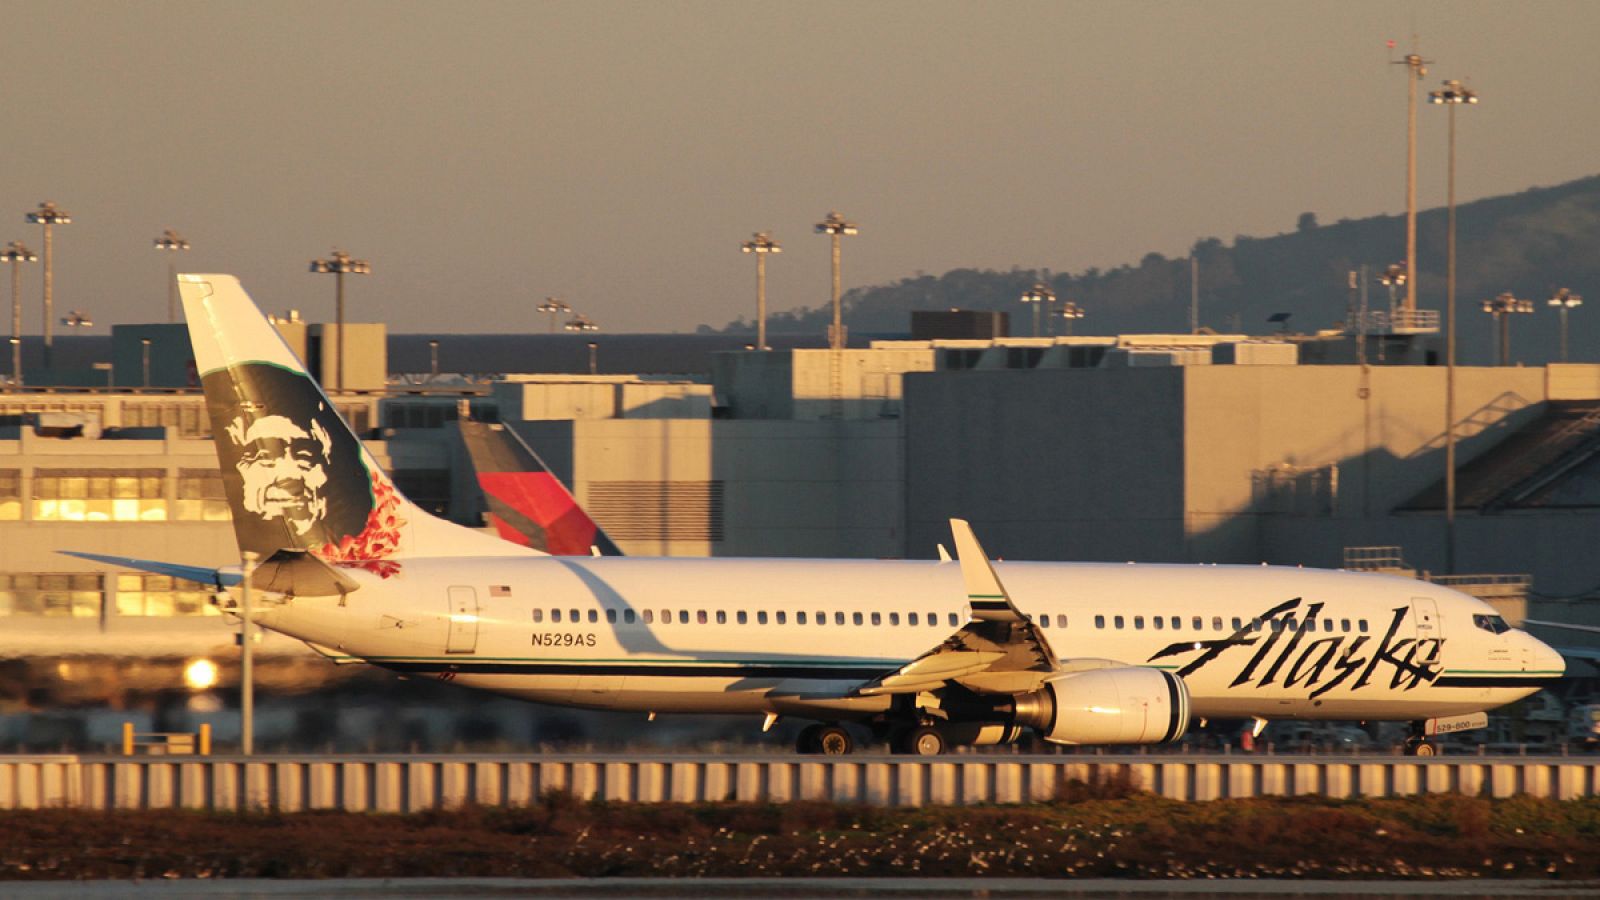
<box><xmin>950</xmin><ymin>518</ymin><xmax>1013</xmax><ymax>621</ymax></box>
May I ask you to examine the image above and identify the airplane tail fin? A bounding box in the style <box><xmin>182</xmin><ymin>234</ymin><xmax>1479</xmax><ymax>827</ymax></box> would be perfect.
<box><xmin>457</xmin><ymin>418</ymin><xmax>623</xmax><ymax>556</ymax></box>
<box><xmin>179</xmin><ymin>273</ymin><xmax>537</xmax><ymax>574</ymax></box>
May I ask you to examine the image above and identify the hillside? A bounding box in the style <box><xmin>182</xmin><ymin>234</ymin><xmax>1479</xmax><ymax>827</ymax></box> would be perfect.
<box><xmin>712</xmin><ymin>175</ymin><xmax>1600</xmax><ymax>365</ymax></box>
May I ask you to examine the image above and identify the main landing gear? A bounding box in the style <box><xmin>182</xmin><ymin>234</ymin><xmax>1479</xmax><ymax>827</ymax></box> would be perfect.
<box><xmin>796</xmin><ymin>723</ymin><xmax>855</xmax><ymax>755</ymax></box>
<box><xmin>892</xmin><ymin>725</ymin><xmax>947</xmax><ymax>756</ymax></box>
<box><xmin>795</xmin><ymin>722</ymin><xmax>954</xmax><ymax>756</ymax></box>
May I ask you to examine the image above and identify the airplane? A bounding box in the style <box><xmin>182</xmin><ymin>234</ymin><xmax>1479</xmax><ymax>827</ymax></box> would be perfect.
<box><xmin>69</xmin><ymin>274</ymin><xmax>1567</xmax><ymax>756</ymax></box>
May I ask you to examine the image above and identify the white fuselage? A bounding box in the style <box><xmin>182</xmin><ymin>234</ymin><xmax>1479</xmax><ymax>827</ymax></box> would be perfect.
<box><xmin>249</xmin><ymin>556</ymin><xmax>1564</xmax><ymax>723</ymax></box>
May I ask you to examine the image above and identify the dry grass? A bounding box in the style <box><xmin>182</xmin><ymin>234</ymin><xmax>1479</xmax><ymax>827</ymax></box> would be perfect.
<box><xmin>3</xmin><ymin>791</ymin><xmax>1600</xmax><ymax>881</ymax></box>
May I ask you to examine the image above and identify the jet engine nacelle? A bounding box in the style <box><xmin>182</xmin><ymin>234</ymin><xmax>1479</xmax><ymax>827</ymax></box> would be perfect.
<box><xmin>1012</xmin><ymin>667</ymin><xmax>1190</xmax><ymax>746</ymax></box>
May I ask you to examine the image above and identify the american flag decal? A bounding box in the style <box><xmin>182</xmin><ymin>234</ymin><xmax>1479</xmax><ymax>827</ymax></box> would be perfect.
<box><xmin>490</xmin><ymin>585</ymin><xmax>512</xmax><ymax>597</ymax></box>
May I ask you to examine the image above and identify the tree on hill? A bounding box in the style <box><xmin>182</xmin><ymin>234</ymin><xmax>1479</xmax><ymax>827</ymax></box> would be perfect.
<box><xmin>707</xmin><ymin>175</ymin><xmax>1600</xmax><ymax>364</ymax></box>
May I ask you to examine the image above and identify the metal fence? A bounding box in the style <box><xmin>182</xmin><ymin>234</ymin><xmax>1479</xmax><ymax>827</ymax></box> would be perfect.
<box><xmin>3</xmin><ymin>753</ymin><xmax>1598</xmax><ymax>812</ymax></box>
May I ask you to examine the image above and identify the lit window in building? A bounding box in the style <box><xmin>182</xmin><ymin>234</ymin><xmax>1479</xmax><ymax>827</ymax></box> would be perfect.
<box><xmin>176</xmin><ymin>469</ymin><xmax>230</xmax><ymax>521</ymax></box>
<box><xmin>0</xmin><ymin>573</ymin><xmax>104</xmax><ymax>617</ymax></box>
<box><xmin>0</xmin><ymin>469</ymin><xmax>20</xmax><ymax>521</ymax></box>
<box><xmin>123</xmin><ymin>402</ymin><xmax>210</xmax><ymax>438</ymax></box>
<box><xmin>33</xmin><ymin>469</ymin><xmax>166</xmax><ymax>522</ymax></box>
<box><xmin>115</xmin><ymin>574</ymin><xmax>215</xmax><ymax>617</ymax></box>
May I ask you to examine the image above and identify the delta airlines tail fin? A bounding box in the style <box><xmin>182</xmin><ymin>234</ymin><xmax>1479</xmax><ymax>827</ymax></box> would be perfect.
<box><xmin>457</xmin><ymin>418</ymin><xmax>622</xmax><ymax>556</ymax></box>
<box><xmin>179</xmin><ymin>274</ymin><xmax>538</xmax><ymax>574</ymax></box>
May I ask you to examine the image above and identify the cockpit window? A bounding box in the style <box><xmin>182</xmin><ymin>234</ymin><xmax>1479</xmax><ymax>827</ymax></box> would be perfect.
<box><xmin>1473</xmin><ymin>614</ymin><xmax>1511</xmax><ymax>634</ymax></box>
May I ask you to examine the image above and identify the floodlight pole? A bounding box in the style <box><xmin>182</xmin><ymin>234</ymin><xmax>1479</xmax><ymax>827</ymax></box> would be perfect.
<box><xmin>537</xmin><ymin>297</ymin><xmax>571</xmax><ymax>334</ymax></box>
<box><xmin>815</xmin><ymin>212</ymin><xmax>858</xmax><ymax>351</ymax></box>
<box><xmin>1549</xmin><ymin>289</ymin><xmax>1583</xmax><ymax>363</ymax></box>
<box><xmin>741</xmin><ymin>232</ymin><xmax>781</xmax><ymax>351</ymax></box>
<box><xmin>1395</xmin><ymin>52</ymin><xmax>1429</xmax><ymax>313</ymax></box>
<box><xmin>26</xmin><ymin>203</ymin><xmax>71</xmax><ymax>371</ymax></box>
<box><xmin>309</xmin><ymin>250</ymin><xmax>371</xmax><ymax>393</ymax></box>
<box><xmin>2</xmin><ymin>243</ymin><xmax>36</xmax><ymax>388</ymax></box>
<box><xmin>1430</xmin><ymin>77</ymin><xmax>1477</xmax><ymax>575</ymax></box>
<box><xmin>1020</xmin><ymin>284</ymin><xmax>1055</xmax><ymax>338</ymax></box>
<box><xmin>153</xmin><ymin>230</ymin><xmax>191</xmax><ymax>323</ymax></box>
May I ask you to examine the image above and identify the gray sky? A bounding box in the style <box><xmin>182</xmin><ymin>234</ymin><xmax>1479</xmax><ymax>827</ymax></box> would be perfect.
<box><xmin>2</xmin><ymin>0</ymin><xmax>1597</xmax><ymax>334</ymax></box>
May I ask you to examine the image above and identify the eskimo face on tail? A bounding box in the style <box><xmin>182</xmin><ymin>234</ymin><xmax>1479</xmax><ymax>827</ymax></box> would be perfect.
<box><xmin>204</xmin><ymin>363</ymin><xmax>373</xmax><ymax>558</ymax></box>
<box><xmin>228</xmin><ymin>413</ymin><xmax>333</xmax><ymax>535</ymax></box>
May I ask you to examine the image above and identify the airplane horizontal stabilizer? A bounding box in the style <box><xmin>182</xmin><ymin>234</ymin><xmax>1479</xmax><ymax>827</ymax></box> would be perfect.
<box><xmin>58</xmin><ymin>551</ymin><xmax>240</xmax><ymax>588</ymax></box>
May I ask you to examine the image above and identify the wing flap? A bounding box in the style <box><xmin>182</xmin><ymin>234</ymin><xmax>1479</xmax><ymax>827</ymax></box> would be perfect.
<box><xmin>854</xmin><ymin>519</ymin><xmax>1060</xmax><ymax>697</ymax></box>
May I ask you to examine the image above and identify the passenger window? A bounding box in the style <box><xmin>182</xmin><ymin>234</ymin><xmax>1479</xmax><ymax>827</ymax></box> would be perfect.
<box><xmin>624</xmin><ymin>609</ymin><xmax>636</xmax><ymax>624</ymax></box>
<box><xmin>605</xmin><ymin>609</ymin><xmax>616</xmax><ymax>624</ymax></box>
<box><xmin>1057</xmin><ymin>614</ymin><xmax>1068</xmax><ymax>628</ymax></box>
<box><xmin>1192</xmin><ymin>616</ymin><xmax>1202</xmax><ymax>630</ymax></box>
<box><xmin>836</xmin><ymin>612</ymin><xmax>846</xmax><ymax>625</ymax></box>
<box><xmin>660</xmin><ymin>609</ymin><xmax>670</xmax><ymax>623</ymax></box>
<box><xmin>1340</xmin><ymin>618</ymin><xmax>1350</xmax><ymax>632</ymax></box>
<box><xmin>797</xmin><ymin>611</ymin><xmax>807</xmax><ymax>625</ymax></box>
<box><xmin>588</xmin><ymin>609</ymin><xmax>598</xmax><ymax>624</ymax></box>
<box><xmin>930</xmin><ymin>613</ymin><xmax>939</xmax><ymax>627</ymax></box>
<box><xmin>696</xmin><ymin>610</ymin><xmax>707</xmax><ymax>625</ymax></box>
<box><xmin>1153</xmin><ymin>617</ymin><xmax>1163</xmax><ymax>630</ymax></box>
<box><xmin>552</xmin><ymin>609</ymin><xmax>562</xmax><ymax>623</ymax></box>
<box><xmin>1038</xmin><ymin>615</ymin><xmax>1049</xmax><ymax>628</ymax></box>
<box><xmin>1231</xmin><ymin>617</ymin><xmax>1242</xmax><ymax>630</ymax></box>
<box><xmin>570</xmin><ymin>609</ymin><xmax>580</xmax><ymax>623</ymax></box>
<box><xmin>1095</xmin><ymin>615</ymin><xmax>1105</xmax><ymax>629</ymax></box>
<box><xmin>1170</xmin><ymin>616</ymin><xmax>1180</xmax><ymax>630</ymax></box>
<box><xmin>1114</xmin><ymin>615</ymin><xmax>1125</xmax><ymax>629</ymax></box>
<box><xmin>908</xmin><ymin>612</ymin><xmax>919</xmax><ymax>626</ymax></box>
<box><xmin>758</xmin><ymin>611</ymin><xmax>768</xmax><ymax>625</ymax></box>
<box><xmin>948</xmin><ymin>613</ymin><xmax>959</xmax><ymax>627</ymax></box>
<box><xmin>1212</xmin><ymin>616</ymin><xmax>1223</xmax><ymax>631</ymax></box>
<box><xmin>776</xmin><ymin>611</ymin><xmax>787</xmax><ymax>625</ymax></box>
<box><xmin>715</xmin><ymin>610</ymin><xmax>726</xmax><ymax>625</ymax></box>
<box><xmin>1272</xmin><ymin>618</ymin><xmax>1287</xmax><ymax>633</ymax></box>
<box><xmin>678</xmin><ymin>610</ymin><xmax>689</xmax><ymax>624</ymax></box>
<box><xmin>736</xmin><ymin>611</ymin><xmax>747</xmax><ymax>625</ymax></box>
<box><xmin>1134</xmin><ymin>616</ymin><xmax>1145</xmax><ymax>630</ymax></box>
<box><xmin>889</xmin><ymin>612</ymin><xmax>899</xmax><ymax>626</ymax></box>
<box><xmin>1251</xmin><ymin>618</ymin><xmax>1263</xmax><ymax>632</ymax></box>
<box><xmin>1323</xmin><ymin>619</ymin><xmax>1333</xmax><ymax>632</ymax></box>
<box><xmin>642</xmin><ymin>610</ymin><xmax>654</xmax><ymax>624</ymax></box>
<box><xmin>1358</xmin><ymin>619</ymin><xmax>1369</xmax><ymax>633</ymax></box>
<box><xmin>870</xmin><ymin>612</ymin><xmax>880</xmax><ymax>626</ymax></box>
<box><xmin>1305</xmin><ymin>619</ymin><xmax>1315</xmax><ymax>633</ymax></box>
<box><xmin>853</xmin><ymin>612</ymin><xmax>864</xmax><ymax>626</ymax></box>
<box><xmin>531</xmin><ymin>609</ymin><xmax>543</xmax><ymax>623</ymax></box>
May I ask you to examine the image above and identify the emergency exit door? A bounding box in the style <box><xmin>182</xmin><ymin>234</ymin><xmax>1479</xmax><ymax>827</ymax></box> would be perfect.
<box><xmin>446</xmin><ymin>586</ymin><xmax>479</xmax><ymax>654</ymax></box>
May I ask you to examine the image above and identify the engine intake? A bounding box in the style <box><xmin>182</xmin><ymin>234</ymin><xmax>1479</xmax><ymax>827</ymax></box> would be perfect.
<box><xmin>1012</xmin><ymin>667</ymin><xmax>1190</xmax><ymax>745</ymax></box>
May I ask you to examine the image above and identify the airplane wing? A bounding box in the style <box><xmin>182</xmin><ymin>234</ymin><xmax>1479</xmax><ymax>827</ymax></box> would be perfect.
<box><xmin>855</xmin><ymin>519</ymin><xmax>1062</xmax><ymax>696</ymax></box>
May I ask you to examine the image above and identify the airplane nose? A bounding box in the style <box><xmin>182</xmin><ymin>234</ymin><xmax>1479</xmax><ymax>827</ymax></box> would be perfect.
<box><xmin>1531</xmin><ymin>635</ymin><xmax>1566</xmax><ymax>678</ymax></box>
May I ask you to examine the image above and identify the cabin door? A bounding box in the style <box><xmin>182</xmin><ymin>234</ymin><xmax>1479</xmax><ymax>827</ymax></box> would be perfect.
<box><xmin>446</xmin><ymin>586</ymin><xmax>479</xmax><ymax>654</ymax></box>
<box><xmin>1410</xmin><ymin>597</ymin><xmax>1440</xmax><ymax>640</ymax></box>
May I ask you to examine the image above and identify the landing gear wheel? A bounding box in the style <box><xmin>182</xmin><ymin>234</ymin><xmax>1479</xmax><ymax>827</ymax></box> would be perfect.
<box><xmin>900</xmin><ymin>725</ymin><xmax>946</xmax><ymax>756</ymax></box>
<box><xmin>1404</xmin><ymin>737</ymin><xmax>1438</xmax><ymax>757</ymax></box>
<box><xmin>796</xmin><ymin>723</ymin><xmax>823</xmax><ymax>754</ymax></box>
<box><xmin>814</xmin><ymin>724</ymin><xmax>854</xmax><ymax>756</ymax></box>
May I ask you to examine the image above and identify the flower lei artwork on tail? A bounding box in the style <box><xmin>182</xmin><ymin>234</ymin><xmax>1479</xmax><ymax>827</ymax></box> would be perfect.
<box><xmin>313</xmin><ymin>470</ymin><xmax>406</xmax><ymax>578</ymax></box>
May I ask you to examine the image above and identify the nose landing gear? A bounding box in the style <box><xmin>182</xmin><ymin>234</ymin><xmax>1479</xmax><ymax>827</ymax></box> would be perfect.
<box><xmin>1404</xmin><ymin>721</ymin><xmax>1439</xmax><ymax>757</ymax></box>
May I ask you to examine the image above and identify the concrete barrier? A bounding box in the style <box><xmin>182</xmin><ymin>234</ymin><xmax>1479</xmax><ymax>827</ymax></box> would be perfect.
<box><xmin>0</xmin><ymin>753</ymin><xmax>1595</xmax><ymax>813</ymax></box>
